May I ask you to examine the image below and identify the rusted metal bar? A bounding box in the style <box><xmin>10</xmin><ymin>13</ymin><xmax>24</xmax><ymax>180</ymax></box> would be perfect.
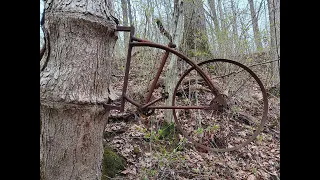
<box><xmin>123</xmin><ymin>94</ymin><xmax>210</xmax><ymax>110</ymax></box>
<box><xmin>145</xmin><ymin>51</ymin><xmax>170</xmax><ymax>103</ymax></box>
<box><xmin>140</xmin><ymin>96</ymin><xmax>164</xmax><ymax>109</ymax></box>
<box><xmin>123</xmin><ymin>94</ymin><xmax>141</xmax><ymax>107</ymax></box>
<box><xmin>120</xmin><ymin>26</ymin><xmax>135</xmax><ymax>112</ymax></box>
<box><xmin>116</xmin><ymin>26</ymin><xmax>131</xmax><ymax>31</ymax></box>
<box><xmin>131</xmin><ymin>36</ymin><xmax>152</xmax><ymax>43</ymax></box>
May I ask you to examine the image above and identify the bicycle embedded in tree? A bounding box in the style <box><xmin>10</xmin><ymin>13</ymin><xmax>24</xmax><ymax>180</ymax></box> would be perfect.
<box><xmin>108</xmin><ymin>21</ymin><xmax>268</xmax><ymax>153</ymax></box>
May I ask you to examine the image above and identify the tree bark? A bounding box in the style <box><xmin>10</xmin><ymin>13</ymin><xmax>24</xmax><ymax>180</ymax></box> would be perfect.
<box><xmin>208</xmin><ymin>0</ymin><xmax>221</xmax><ymax>53</ymax></box>
<box><xmin>121</xmin><ymin>0</ymin><xmax>129</xmax><ymax>48</ymax></box>
<box><xmin>182</xmin><ymin>0</ymin><xmax>209</xmax><ymax>60</ymax></box>
<box><xmin>248</xmin><ymin>0</ymin><xmax>263</xmax><ymax>51</ymax></box>
<box><xmin>40</xmin><ymin>0</ymin><xmax>117</xmax><ymax>179</ymax></box>
<box><xmin>217</xmin><ymin>0</ymin><xmax>225</xmax><ymax>32</ymax></box>
<box><xmin>267</xmin><ymin>0</ymin><xmax>280</xmax><ymax>86</ymax></box>
<box><xmin>127</xmin><ymin>0</ymin><xmax>134</xmax><ymax>26</ymax></box>
<box><xmin>230</xmin><ymin>0</ymin><xmax>240</xmax><ymax>56</ymax></box>
<box><xmin>216</xmin><ymin>0</ymin><xmax>228</xmax><ymax>57</ymax></box>
<box><xmin>164</xmin><ymin>0</ymin><xmax>184</xmax><ymax>123</ymax></box>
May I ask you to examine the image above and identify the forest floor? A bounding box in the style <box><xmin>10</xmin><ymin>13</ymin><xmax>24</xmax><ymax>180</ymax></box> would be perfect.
<box><xmin>104</xmin><ymin>52</ymin><xmax>280</xmax><ymax>180</ymax></box>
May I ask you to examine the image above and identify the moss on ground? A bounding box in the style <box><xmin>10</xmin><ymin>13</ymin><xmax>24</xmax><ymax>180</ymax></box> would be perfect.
<box><xmin>101</xmin><ymin>146</ymin><xmax>126</xmax><ymax>180</ymax></box>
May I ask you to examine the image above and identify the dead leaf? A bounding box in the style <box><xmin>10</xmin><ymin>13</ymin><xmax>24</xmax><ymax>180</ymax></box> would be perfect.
<box><xmin>247</xmin><ymin>174</ymin><xmax>256</xmax><ymax>180</ymax></box>
<box><xmin>121</xmin><ymin>166</ymin><xmax>137</xmax><ymax>175</ymax></box>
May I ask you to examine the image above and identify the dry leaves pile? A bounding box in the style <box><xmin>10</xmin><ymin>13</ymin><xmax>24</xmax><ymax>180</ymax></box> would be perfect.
<box><xmin>104</xmin><ymin>89</ymin><xmax>279</xmax><ymax>179</ymax></box>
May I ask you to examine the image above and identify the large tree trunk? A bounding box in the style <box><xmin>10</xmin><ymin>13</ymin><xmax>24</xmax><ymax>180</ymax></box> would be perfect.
<box><xmin>40</xmin><ymin>0</ymin><xmax>117</xmax><ymax>180</ymax></box>
<box><xmin>267</xmin><ymin>0</ymin><xmax>280</xmax><ymax>86</ymax></box>
<box><xmin>248</xmin><ymin>0</ymin><xmax>263</xmax><ymax>51</ymax></box>
<box><xmin>182</xmin><ymin>0</ymin><xmax>209</xmax><ymax>61</ymax></box>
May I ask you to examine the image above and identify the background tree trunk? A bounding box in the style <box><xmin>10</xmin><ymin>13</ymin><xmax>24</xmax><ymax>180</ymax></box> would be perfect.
<box><xmin>248</xmin><ymin>0</ymin><xmax>263</xmax><ymax>51</ymax></box>
<box><xmin>231</xmin><ymin>0</ymin><xmax>240</xmax><ymax>56</ymax></box>
<box><xmin>208</xmin><ymin>0</ymin><xmax>221</xmax><ymax>53</ymax></box>
<box><xmin>40</xmin><ymin>0</ymin><xmax>117</xmax><ymax>179</ymax></box>
<box><xmin>127</xmin><ymin>0</ymin><xmax>134</xmax><ymax>25</ymax></box>
<box><xmin>217</xmin><ymin>0</ymin><xmax>227</xmax><ymax>57</ymax></box>
<box><xmin>121</xmin><ymin>0</ymin><xmax>129</xmax><ymax>49</ymax></box>
<box><xmin>164</xmin><ymin>0</ymin><xmax>184</xmax><ymax>123</ymax></box>
<box><xmin>267</xmin><ymin>0</ymin><xmax>280</xmax><ymax>86</ymax></box>
<box><xmin>182</xmin><ymin>0</ymin><xmax>209</xmax><ymax>61</ymax></box>
<box><xmin>217</xmin><ymin>0</ymin><xmax>225</xmax><ymax>32</ymax></box>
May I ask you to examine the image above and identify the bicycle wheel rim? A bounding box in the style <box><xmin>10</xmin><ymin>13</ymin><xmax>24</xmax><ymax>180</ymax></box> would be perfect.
<box><xmin>172</xmin><ymin>59</ymin><xmax>268</xmax><ymax>152</ymax></box>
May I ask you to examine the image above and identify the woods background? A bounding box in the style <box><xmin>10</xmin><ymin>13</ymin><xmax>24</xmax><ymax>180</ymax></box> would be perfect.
<box><xmin>41</xmin><ymin>0</ymin><xmax>280</xmax><ymax>89</ymax></box>
<box><xmin>40</xmin><ymin>0</ymin><xmax>280</xmax><ymax>179</ymax></box>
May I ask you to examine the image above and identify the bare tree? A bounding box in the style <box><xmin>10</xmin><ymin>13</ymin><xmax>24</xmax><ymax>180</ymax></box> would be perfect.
<box><xmin>127</xmin><ymin>0</ymin><xmax>134</xmax><ymax>25</ymax></box>
<box><xmin>40</xmin><ymin>0</ymin><xmax>117</xmax><ymax>179</ymax></box>
<box><xmin>208</xmin><ymin>0</ymin><xmax>221</xmax><ymax>53</ymax></box>
<box><xmin>182</xmin><ymin>0</ymin><xmax>209</xmax><ymax>60</ymax></box>
<box><xmin>248</xmin><ymin>0</ymin><xmax>263</xmax><ymax>51</ymax></box>
<box><xmin>164</xmin><ymin>0</ymin><xmax>184</xmax><ymax>123</ymax></box>
<box><xmin>217</xmin><ymin>0</ymin><xmax>228</xmax><ymax>57</ymax></box>
<box><xmin>121</xmin><ymin>0</ymin><xmax>129</xmax><ymax>49</ymax></box>
<box><xmin>217</xmin><ymin>0</ymin><xmax>226</xmax><ymax>32</ymax></box>
<box><xmin>231</xmin><ymin>0</ymin><xmax>240</xmax><ymax>55</ymax></box>
<box><xmin>267</xmin><ymin>0</ymin><xmax>280</xmax><ymax>86</ymax></box>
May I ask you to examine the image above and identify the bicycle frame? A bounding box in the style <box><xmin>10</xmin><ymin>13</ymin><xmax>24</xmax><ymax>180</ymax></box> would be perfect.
<box><xmin>110</xmin><ymin>25</ymin><xmax>223</xmax><ymax>113</ymax></box>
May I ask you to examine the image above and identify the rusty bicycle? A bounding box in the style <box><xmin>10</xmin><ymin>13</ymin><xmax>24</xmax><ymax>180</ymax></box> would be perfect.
<box><xmin>107</xmin><ymin>23</ymin><xmax>268</xmax><ymax>153</ymax></box>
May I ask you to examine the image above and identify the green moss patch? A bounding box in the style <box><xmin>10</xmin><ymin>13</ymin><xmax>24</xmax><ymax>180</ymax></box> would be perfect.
<box><xmin>101</xmin><ymin>146</ymin><xmax>126</xmax><ymax>179</ymax></box>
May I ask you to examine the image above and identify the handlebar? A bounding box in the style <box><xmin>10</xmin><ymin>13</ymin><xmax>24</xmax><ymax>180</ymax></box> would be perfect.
<box><xmin>116</xmin><ymin>22</ymin><xmax>176</xmax><ymax>48</ymax></box>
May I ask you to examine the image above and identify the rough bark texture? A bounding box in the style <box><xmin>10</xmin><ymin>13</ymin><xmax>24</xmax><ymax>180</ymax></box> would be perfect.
<box><xmin>40</xmin><ymin>0</ymin><xmax>117</xmax><ymax>180</ymax></box>
<box><xmin>248</xmin><ymin>0</ymin><xmax>263</xmax><ymax>51</ymax></box>
<box><xmin>40</xmin><ymin>105</ymin><xmax>108</xmax><ymax>180</ymax></box>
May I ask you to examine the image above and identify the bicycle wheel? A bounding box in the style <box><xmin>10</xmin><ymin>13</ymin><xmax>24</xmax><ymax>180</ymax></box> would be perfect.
<box><xmin>172</xmin><ymin>59</ymin><xmax>268</xmax><ymax>152</ymax></box>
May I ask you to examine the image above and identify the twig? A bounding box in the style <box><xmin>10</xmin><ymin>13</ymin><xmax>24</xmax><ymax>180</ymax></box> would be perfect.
<box><xmin>215</xmin><ymin>59</ymin><xmax>280</xmax><ymax>79</ymax></box>
<box><xmin>112</xmin><ymin>74</ymin><xmax>125</xmax><ymax>77</ymax></box>
<box><xmin>159</xmin><ymin>169</ymin><xmax>214</xmax><ymax>178</ymax></box>
<box><xmin>247</xmin><ymin>59</ymin><xmax>280</xmax><ymax>68</ymax></box>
